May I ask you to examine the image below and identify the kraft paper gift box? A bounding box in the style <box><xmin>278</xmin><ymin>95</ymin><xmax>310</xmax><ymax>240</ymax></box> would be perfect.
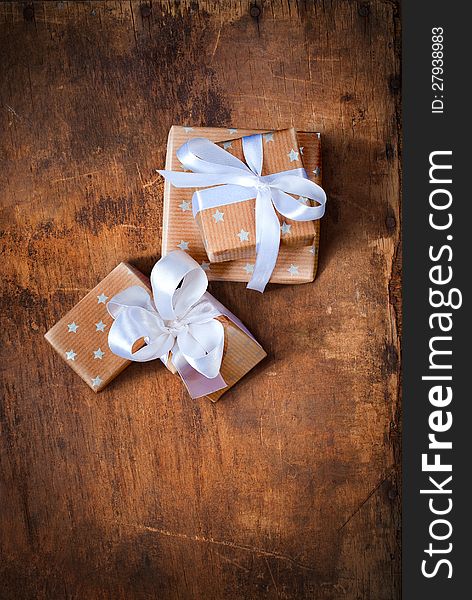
<box><xmin>44</xmin><ymin>259</ymin><xmax>266</xmax><ymax>402</ymax></box>
<box><xmin>195</xmin><ymin>128</ymin><xmax>317</xmax><ymax>262</ymax></box>
<box><xmin>161</xmin><ymin>125</ymin><xmax>323</xmax><ymax>285</ymax></box>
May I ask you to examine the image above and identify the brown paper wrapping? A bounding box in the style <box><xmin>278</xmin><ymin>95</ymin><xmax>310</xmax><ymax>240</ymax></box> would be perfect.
<box><xmin>162</xmin><ymin>126</ymin><xmax>322</xmax><ymax>284</ymax></box>
<box><xmin>45</xmin><ymin>263</ymin><xmax>266</xmax><ymax>400</ymax></box>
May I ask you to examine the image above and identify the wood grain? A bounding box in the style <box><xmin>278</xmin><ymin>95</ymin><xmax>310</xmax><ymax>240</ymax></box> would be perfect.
<box><xmin>0</xmin><ymin>1</ymin><xmax>401</xmax><ymax>599</ymax></box>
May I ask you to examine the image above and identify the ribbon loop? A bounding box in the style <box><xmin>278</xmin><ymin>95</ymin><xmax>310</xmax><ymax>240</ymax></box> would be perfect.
<box><xmin>158</xmin><ymin>131</ymin><xmax>327</xmax><ymax>292</ymax></box>
<box><xmin>107</xmin><ymin>250</ymin><xmax>227</xmax><ymax>398</ymax></box>
<box><xmin>150</xmin><ymin>250</ymin><xmax>208</xmax><ymax>321</ymax></box>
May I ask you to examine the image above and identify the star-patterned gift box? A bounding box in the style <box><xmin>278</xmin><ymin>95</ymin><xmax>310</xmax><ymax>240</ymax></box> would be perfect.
<box><xmin>44</xmin><ymin>262</ymin><xmax>150</xmax><ymax>392</ymax></box>
<box><xmin>44</xmin><ymin>262</ymin><xmax>266</xmax><ymax>400</ymax></box>
<box><xmin>161</xmin><ymin>126</ymin><xmax>322</xmax><ymax>285</ymax></box>
<box><xmin>195</xmin><ymin>128</ymin><xmax>319</xmax><ymax>263</ymax></box>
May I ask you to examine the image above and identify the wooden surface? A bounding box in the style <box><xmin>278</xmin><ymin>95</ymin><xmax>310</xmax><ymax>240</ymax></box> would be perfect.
<box><xmin>0</xmin><ymin>2</ymin><xmax>401</xmax><ymax>599</ymax></box>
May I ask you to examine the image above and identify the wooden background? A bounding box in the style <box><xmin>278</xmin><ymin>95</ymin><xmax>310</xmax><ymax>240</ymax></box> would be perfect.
<box><xmin>0</xmin><ymin>1</ymin><xmax>401</xmax><ymax>599</ymax></box>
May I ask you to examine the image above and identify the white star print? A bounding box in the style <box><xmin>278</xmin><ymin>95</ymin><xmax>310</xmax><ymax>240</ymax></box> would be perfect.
<box><xmin>222</xmin><ymin>141</ymin><xmax>232</xmax><ymax>150</ymax></box>
<box><xmin>177</xmin><ymin>240</ymin><xmax>189</xmax><ymax>250</ymax></box>
<box><xmin>313</xmin><ymin>166</ymin><xmax>321</xmax><ymax>177</ymax></box>
<box><xmin>228</xmin><ymin>128</ymin><xmax>238</xmax><ymax>134</ymax></box>
<box><xmin>288</xmin><ymin>149</ymin><xmax>299</xmax><ymax>162</ymax></box>
<box><xmin>97</xmin><ymin>293</ymin><xmax>108</xmax><ymax>304</ymax></box>
<box><xmin>243</xmin><ymin>263</ymin><xmax>255</xmax><ymax>274</ymax></box>
<box><xmin>200</xmin><ymin>261</ymin><xmax>211</xmax><ymax>272</ymax></box>
<box><xmin>65</xmin><ymin>350</ymin><xmax>77</xmax><ymax>361</ymax></box>
<box><xmin>179</xmin><ymin>201</ymin><xmax>191</xmax><ymax>211</ymax></box>
<box><xmin>91</xmin><ymin>376</ymin><xmax>103</xmax><ymax>388</ymax></box>
<box><xmin>212</xmin><ymin>210</ymin><xmax>224</xmax><ymax>223</ymax></box>
<box><xmin>68</xmin><ymin>322</ymin><xmax>79</xmax><ymax>333</ymax></box>
<box><xmin>263</xmin><ymin>132</ymin><xmax>274</xmax><ymax>143</ymax></box>
<box><xmin>237</xmin><ymin>229</ymin><xmax>249</xmax><ymax>242</ymax></box>
<box><xmin>280</xmin><ymin>222</ymin><xmax>292</xmax><ymax>235</ymax></box>
<box><xmin>96</xmin><ymin>320</ymin><xmax>106</xmax><ymax>332</ymax></box>
<box><xmin>287</xmin><ymin>264</ymin><xmax>300</xmax><ymax>276</ymax></box>
<box><xmin>93</xmin><ymin>348</ymin><xmax>105</xmax><ymax>360</ymax></box>
<box><xmin>183</xmin><ymin>127</ymin><xmax>193</xmax><ymax>133</ymax></box>
<box><xmin>299</xmin><ymin>146</ymin><xmax>304</xmax><ymax>155</ymax></box>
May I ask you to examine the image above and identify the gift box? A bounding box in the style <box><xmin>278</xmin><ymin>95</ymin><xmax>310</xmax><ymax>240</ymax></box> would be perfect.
<box><xmin>161</xmin><ymin>126</ymin><xmax>324</xmax><ymax>286</ymax></box>
<box><xmin>44</xmin><ymin>262</ymin><xmax>149</xmax><ymax>392</ymax></box>
<box><xmin>45</xmin><ymin>253</ymin><xmax>266</xmax><ymax>401</ymax></box>
<box><xmin>194</xmin><ymin>128</ymin><xmax>317</xmax><ymax>263</ymax></box>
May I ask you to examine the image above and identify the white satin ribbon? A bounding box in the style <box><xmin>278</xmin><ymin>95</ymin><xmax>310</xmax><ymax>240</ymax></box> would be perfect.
<box><xmin>158</xmin><ymin>133</ymin><xmax>327</xmax><ymax>292</ymax></box>
<box><xmin>107</xmin><ymin>250</ymin><xmax>227</xmax><ymax>398</ymax></box>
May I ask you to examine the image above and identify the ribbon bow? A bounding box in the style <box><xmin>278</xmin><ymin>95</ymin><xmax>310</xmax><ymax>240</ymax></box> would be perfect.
<box><xmin>107</xmin><ymin>250</ymin><xmax>227</xmax><ymax>398</ymax></box>
<box><xmin>158</xmin><ymin>132</ymin><xmax>327</xmax><ymax>292</ymax></box>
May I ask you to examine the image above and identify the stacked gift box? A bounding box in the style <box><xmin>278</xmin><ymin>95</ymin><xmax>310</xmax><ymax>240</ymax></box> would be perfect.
<box><xmin>161</xmin><ymin>126</ymin><xmax>324</xmax><ymax>286</ymax></box>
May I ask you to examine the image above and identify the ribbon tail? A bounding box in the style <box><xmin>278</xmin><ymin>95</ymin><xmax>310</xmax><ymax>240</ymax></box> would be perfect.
<box><xmin>171</xmin><ymin>347</ymin><xmax>227</xmax><ymax>399</ymax></box>
<box><xmin>247</xmin><ymin>190</ymin><xmax>281</xmax><ymax>293</ymax></box>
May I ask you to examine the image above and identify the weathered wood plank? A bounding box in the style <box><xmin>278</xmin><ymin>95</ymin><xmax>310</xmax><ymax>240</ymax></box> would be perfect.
<box><xmin>0</xmin><ymin>1</ymin><xmax>401</xmax><ymax>598</ymax></box>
